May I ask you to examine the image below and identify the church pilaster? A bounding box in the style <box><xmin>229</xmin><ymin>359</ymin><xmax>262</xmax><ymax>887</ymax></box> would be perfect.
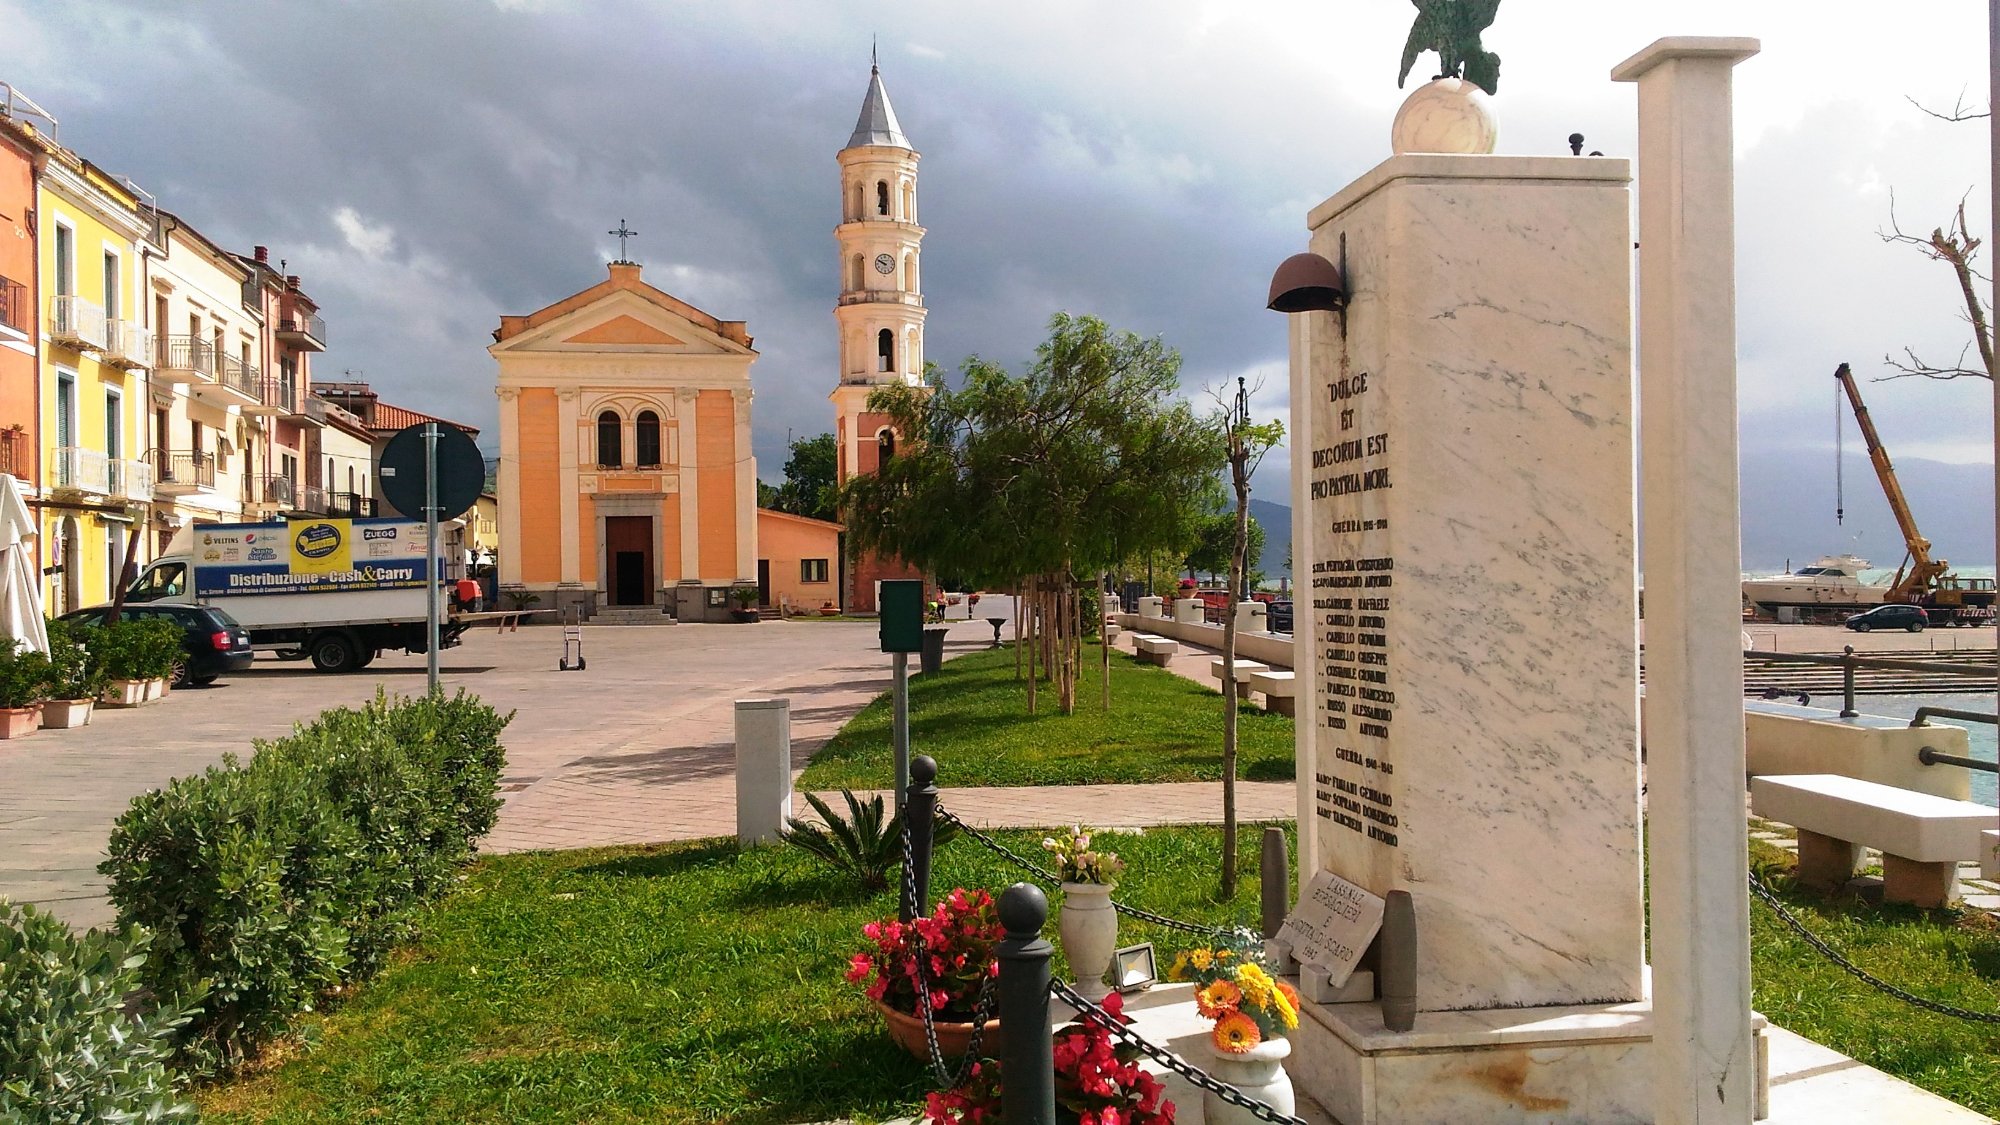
<box><xmin>555</xmin><ymin>387</ymin><xmax>581</xmax><ymax>585</ymax></box>
<box><xmin>677</xmin><ymin>387</ymin><xmax>701</xmax><ymax>581</ymax></box>
<box><xmin>733</xmin><ymin>387</ymin><xmax>756</xmax><ymax>581</ymax></box>
<box><xmin>497</xmin><ymin>387</ymin><xmax>522</xmax><ymax>587</ymax></box>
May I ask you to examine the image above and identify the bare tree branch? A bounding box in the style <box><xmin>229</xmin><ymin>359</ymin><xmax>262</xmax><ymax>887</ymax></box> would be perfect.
<box><xmin>1878</xmin><ymin>192</ymin><xmax>1995</xmax><ymax>382</ymax></box>
<box><xmin>1905</xmin><ymin>89</ymin><xmax>1990</xmax><ymax>122</ymax></box>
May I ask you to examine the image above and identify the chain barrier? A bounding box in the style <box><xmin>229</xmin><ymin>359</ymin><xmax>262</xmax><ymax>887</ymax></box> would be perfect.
<box><xmin>1748</xmin><ymin>873</ymin><xmax>2000</xmax><ymax>1024</ymax></box>
<box><xmin>902</xmin><ymin>816</ymin><xmax>1001</xmax><ymax>1087</ymax></box>
<box><xmin>936</xmin><ymin>805</ymin><xmax>1233</xmax><ymax>937</ymax></box>
<box><xmin>1049</xmin><ymin>979</ymin><xmax>1307</xmax><ymax>1125</ymax></box>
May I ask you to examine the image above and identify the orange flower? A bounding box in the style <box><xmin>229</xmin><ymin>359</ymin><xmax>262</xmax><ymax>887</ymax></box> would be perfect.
<box><xmin>1195</xmin><ymin>979</ymin><xmax>1243</xmax><ymax>1018</ymax></box>
<box><xmin>1213</xmin><ymin>1010</ymin><xmax>1262</xmax><ymax>1053</ymax></box>
<box><xmin>1277</xmin><ymin>980</ymin><xmax>1303</xmax><ymax>1013</ymax></box>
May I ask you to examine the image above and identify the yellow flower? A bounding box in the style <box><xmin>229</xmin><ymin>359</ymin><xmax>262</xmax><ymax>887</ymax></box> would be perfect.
<box><xmin>1188</xmin><ymin>948</ymin><xmax>1214</xmax><ymax>972</ymax></box>
<box><xmin>1213</xmin><ymin>1010</ymin><xmax>1263</xmax><ymax>1053</ymax></box>
<box><xmin>1236</xmin><ymin>963</ymin><xmax>1274</xmax><ymax>1007</ymax></box>
<box><xmin>1270</xmin><ymin>981</ymin><xmax>1299</xmax><ymax>1029</ymax></box>
<box><xmin>1275</xmin><ymin>981</ymin><xmax>1303</xmax><ymax>1029</ymax></box>
<box><xmin>1168</xmin><ymin>951</ymin><xmax>1191</xmax><ymax>982</ymax></box>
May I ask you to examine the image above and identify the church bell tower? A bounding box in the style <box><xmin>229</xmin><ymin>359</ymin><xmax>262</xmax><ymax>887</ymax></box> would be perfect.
<box><xmin>832</xmin><ymin>60</ymin><xmax>926</xmax><ymax>613</ymax></box>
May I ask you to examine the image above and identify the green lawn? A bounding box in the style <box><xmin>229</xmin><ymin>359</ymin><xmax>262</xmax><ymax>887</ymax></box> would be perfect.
<box><xmin>797</xmin><ymin>644</ymin><xmax>1296</xmax><ymax>790</ymax></box>
<box><xmin>1747</xmin><ymin>838</ymin><xmax>2000</xmax><ymax>1116</ymax></box>
<box><xmin>199</xmin><ymin>825</ymin><xmax>1289</xmax><ymax>1125</ymax></box>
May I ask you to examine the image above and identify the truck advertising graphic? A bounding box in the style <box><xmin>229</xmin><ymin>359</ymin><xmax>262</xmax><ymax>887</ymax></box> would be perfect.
<box><xmin>193</xmin><ymin>519</ymin><xmax>434</xmax><ymax>597</ymax></box>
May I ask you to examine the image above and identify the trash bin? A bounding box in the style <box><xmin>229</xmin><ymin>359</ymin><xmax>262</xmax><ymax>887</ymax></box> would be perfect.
<box><xmin>921</xmin><ymin>624</ymin><xmax>949</xmax><ymax>674</ymax></box>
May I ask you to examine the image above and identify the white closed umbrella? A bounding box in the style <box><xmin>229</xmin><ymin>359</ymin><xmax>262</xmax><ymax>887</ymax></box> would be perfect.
<box><xmin>0</xmin><ymin>475</ymin><xmax>48</xmax><ymax>654</ymax></box>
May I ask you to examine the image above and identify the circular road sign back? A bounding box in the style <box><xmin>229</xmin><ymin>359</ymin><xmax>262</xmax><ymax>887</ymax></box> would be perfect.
<box><xmin>378</xmin><ymin>422</ymin><xmax>484</xmax><ymax>521</ymax></box>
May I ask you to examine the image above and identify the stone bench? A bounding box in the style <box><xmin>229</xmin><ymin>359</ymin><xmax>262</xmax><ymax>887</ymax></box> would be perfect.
<box><xmin>1750</xmin><ymin>774</ymin><xmax>1993</xmax><ymax>907</ymax></box>
<box><xmin>1133</xmin><ymin>635</ymin><xmax>1179</xmax><ymax>667</ymax></box>
<box><xmin>1209</xmin><ymin>658</ymin><xmax>1269</xmax><ymax>699</ymax></box>
<box><xmin>1103</xmin><ymin>622</ymin><xmax>1120</xmax><ymax>642</ymax></box>
<box><xmin>1249</xmin><ymin>670</ymin><xmax>1297</xmax><ymax>716</ymax></box>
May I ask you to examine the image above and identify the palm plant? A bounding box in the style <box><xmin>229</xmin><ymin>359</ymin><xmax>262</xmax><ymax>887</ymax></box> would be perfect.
<box><xmin>783</xmin><ymin>790</ymin><xmax>958</xmax><ymax>890</ymax></box>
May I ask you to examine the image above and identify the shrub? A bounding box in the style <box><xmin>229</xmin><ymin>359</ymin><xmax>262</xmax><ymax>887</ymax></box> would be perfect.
<box><xmin>0</xmin><ymin>639</ymin><xmax>50</xmax><ymax>709</ymax></box>
<box><xmin>100</xmin><ymin>690</ymin><xmax>512</xmax><ymax>1067</ymax></box>
<box><xmin>784</xmin><ymin>790</ymin><xmax>959</xmax><ymax>891</ymax></box>
<box><xmin>44</xmin><ymin>618</ymin><xmax>106</xmax><ymax>700</ymax></box>
<box><xmin>0</xmin><ymin>900</ymin><xmax>198</xmax><ymax>1122</ymax></box>
<box><xmin>96</xmin><ymin>618</ymin><xmax>182</xmax><ymax>681</ymax></box>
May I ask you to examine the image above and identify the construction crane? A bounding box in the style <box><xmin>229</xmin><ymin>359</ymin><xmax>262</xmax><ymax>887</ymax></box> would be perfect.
<box><xmin>1833</xmin><ymin>362</ymin><xmax>1949</xmax><ymax>604</ymax></box>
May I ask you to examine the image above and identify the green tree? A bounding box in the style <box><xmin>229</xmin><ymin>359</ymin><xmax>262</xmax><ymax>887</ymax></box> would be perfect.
<box><xmin>771</xmin><ymin>433</ymin><xmax>840</xmax><ymax>523</ymax></box>
<box><xmin>1216</xmin><ymin>376</ymin><xmax>1285</xmax><ymax>897</ymax></box>
<box><xmin>1185</xmin><ymin>510</ymin><xmax>1264</xmax><ymax>587</ymax></box>
<box><xmin>842</xmin><ymin>313</ymin><xmax>1224</xmax><ymax>714</ymax></box>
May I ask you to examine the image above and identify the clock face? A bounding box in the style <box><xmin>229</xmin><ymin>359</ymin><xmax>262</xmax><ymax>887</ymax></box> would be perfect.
<box><xmin>874</xmin><ymin>253</ymin><xmax>896</xmax><ymax>275</ymax></box>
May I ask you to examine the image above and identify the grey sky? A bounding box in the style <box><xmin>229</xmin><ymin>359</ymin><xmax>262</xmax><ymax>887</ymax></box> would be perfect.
<box><xmin>2</xmin><ymin>0</ymin><xmax>1993</xmax><ymax>561</ymax></box>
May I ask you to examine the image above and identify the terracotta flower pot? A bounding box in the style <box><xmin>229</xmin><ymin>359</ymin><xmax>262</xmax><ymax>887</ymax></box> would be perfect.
<box><xmin>872</xmin><ymin>996</ymin><xmax>1005</xmax><ymax>1061</ymax></box>
<box><xmin>0</xmin><ymin>704</ymin><xmax>39</xmax><ymax>739</ymax></box>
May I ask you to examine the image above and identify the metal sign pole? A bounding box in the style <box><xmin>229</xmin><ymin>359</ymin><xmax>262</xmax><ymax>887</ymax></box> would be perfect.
<box><xmin>424</xmin><ymin>422</ymin><xmax>440</xmax><ymax>694</ymax></box>
<box><xmin>892</xmin><ymin>651</ymin><xmax>910</xmax><ymax>820</ymax></box>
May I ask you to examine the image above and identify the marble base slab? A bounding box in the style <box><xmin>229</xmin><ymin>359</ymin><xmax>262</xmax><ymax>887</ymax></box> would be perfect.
<box><xmin>1290</xmin><ymin>987</ymin><xmax>1769</xmax><ymax>1124</ymax></box>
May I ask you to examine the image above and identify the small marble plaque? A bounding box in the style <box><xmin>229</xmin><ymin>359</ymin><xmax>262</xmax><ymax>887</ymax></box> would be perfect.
<box><xmin>1276</xmin><ymin>870</ymin><xmax>1384</xmax><ymax>988</ymax></box>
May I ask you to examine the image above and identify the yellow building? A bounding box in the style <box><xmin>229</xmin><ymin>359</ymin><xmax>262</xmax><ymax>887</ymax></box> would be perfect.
<box><xmin>471</xmin><ymin>491</ymin><xmax>498</xmax><ymax>563</ymax></box>
<box><xmin>37</xmin><ymin>147</ymin><xmax>153</xmax><ymax>614</ymax></box>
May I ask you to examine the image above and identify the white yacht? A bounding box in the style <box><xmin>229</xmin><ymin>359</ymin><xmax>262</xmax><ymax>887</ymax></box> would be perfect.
<box><xmin>1741</xmin><ymin>555</ymin><xmax>1888</xmax><ymax>612</ymax></box>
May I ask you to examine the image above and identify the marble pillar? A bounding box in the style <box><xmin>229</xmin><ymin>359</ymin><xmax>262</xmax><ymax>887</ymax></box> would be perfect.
<box><xmin>1612</xmin><ymin>37</ymin><xmax>1762</xmax><ymax>1125</ymax></box>
<box><xmin>1296</xmin><ymin>153</ymin><xmax>1644</xmax><ymax>1013</ymax></box>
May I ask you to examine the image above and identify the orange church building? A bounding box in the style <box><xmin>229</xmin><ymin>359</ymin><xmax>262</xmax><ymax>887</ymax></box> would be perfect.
<box><xmin>490</xmin><ymin>260</ymin><xmax>758</xmax><ymax>622</ymax></box>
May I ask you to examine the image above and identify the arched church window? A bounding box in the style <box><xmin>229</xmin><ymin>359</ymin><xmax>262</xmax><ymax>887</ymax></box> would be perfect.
<box><xmin>878</xmin><ymin>430</ymin><xmax>895</xmax><ymax>462</ymax></box>
<box><xmin>902</xmin><ymin>181</ymin><xmax>915</xmax><ymax>222</ymax></box>
<box><xmin>849</xmin><ymin>182</ymin><xmax>863</xmax><ymax>222</ymax></box>
<box><xmin>635</xmin><ymin>410</ymin><xmax>662</xmax><ymax>467</ymax></box>
<box><xmin>877</xmin><ymin>328</ymin><xmax>895</xmax><ymax>372</ymax></box>
<box><xmin>596</xmin><ymin>410</ymin><xmax>623</xmax><ymax>468</ymax></box>
<box><xmin>876</xmin><ymin>181</ymin><xmax>889</xmax><ymax>216</ymax></box>
<box><xmin>849</xmin><ymin>254</ymin><xmax>864</xmax><ymax>291</ymax></box>
<box><xmin>903</xmin><ymin>252</ymin><xmax>916</xmax><ymax>292</ymax></box>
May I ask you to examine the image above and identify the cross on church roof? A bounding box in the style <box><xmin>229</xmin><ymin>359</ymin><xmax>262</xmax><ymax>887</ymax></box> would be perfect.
<box><xmin>608</xmin><ymin>218</ymin><xmax>638</xmax><ymax>264</ymax></box>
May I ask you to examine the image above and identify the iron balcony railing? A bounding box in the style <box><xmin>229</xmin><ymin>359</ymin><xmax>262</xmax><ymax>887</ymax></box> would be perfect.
<box><xmin>327</xmin><ymin>490</ymin><xmax>375</xmax><ymax>518</ymax></box>
<box><xmin>214</xmin><ymin>353</ymin><xmax>261</xmax><ymax>399</ymax></box>
<box><xmin>251</xmin><ymin>473</ymin><xmax>296</xmax><ymax>508</ymax></box>
<box><xmin>49</xmin><ymin>295</ymin><xmax>107</xmax><ymax>351</ymax></box>
<box><xmin>260</xmin><ymin>373</ymin><xmax>297</xmax><ymax>414</ymax></box>
<box><xmin>277</xmin><ymin>311</ymin><xmax>326</xmax><ymax>347</ymax></box>
<box><xmin>298</xmin><ymin>484</ymin><xmax>328</xmax><ymax>514</ymax></box>
<box><xmin>158</xmin><ymin>335</ymin><xmax>216</xmax><ymax>377</ymax></box>
<box><xmin>155</xmin><ymin>449</ymin><xmax>217</xmax><ymax>490</ymax></box>
<box><xmin>0</xmin><ymin>275</ymin><xmax>25</xmax><ymax>334</ymax></box>
<box><xmin>0</xmin><ymin>427</ymin><xmax>25</xmax><ymax>479</ymax></box>
<box><xmin>102</xmin><ymin>319</ymin><xmax>153</xmax><ymax>368</ymax></box>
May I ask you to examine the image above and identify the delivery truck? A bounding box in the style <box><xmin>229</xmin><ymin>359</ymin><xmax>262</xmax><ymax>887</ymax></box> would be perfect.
<box><xmin>123</xmin><ymin>518</ymin><xmax>476</xmax><ymax>672</ymax></box>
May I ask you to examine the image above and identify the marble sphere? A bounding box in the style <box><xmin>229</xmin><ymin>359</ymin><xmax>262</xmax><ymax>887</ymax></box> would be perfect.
<box><xmin>1391</xmin><ymin>77</ymin><xmax>1498</xmax><ymax>155</ymax></box>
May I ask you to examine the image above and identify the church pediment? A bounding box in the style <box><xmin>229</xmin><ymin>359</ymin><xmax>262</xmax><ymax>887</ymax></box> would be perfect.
<box><xmin>490</xmin><ymin>289</ymin><xmax>753</xmax><ymax>358</ymax></box>
<box><xmin>563</xmin><ymin>315</ymin><xmax>687</xmax><ymax>347</ymax></box>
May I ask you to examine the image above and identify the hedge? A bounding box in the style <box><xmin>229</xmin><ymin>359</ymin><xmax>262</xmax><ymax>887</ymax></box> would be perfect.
<box><xmin>100</xmin><ymin>689</ymin><xmax>511</xmax><ymax>1068</ymax></box>
<box><xmin>0</xmin><ymin>901</ymin><xmax>196</xmax><ymax>1122</ymax></box>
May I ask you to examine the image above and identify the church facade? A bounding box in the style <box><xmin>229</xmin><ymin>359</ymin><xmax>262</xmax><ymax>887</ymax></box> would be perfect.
<box><xmin>831</xmin><ymin>63</ymin><xmax>928</xmax><ymax>614</ymax></box>
<box><xmin>490</xmin><ymin>261</ymin><xmax>758</xmax><ymax>621</ymax></box>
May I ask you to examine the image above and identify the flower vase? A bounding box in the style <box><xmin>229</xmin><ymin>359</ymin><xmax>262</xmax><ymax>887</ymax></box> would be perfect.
<box><xmin>1058</xmin><ymin>881</ymin><xmax>1118</xmax><ymax>1001</ymax></box>
<box><xmin>1203</xmin><ymin>1036</ymin><xmax>1294</xmax><ymax>1125</ymax></box>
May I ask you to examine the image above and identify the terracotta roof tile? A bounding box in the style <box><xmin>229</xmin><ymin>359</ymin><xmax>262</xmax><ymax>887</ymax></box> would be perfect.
<box><xmin>371</xmin><ymin>402</ymin><xmax>480</xmax><ymax>437</ymax></box>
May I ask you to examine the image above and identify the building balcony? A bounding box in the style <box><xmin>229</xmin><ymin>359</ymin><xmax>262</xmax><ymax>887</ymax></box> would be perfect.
<box><xmin>51</xmin><ymin>446</ymin><xmax>110</xmax><ymax>495</ymax></box>
<box><xmin>248</xmin><ymin>473</ymin><xmax>296</xmax><ymax>510</ymax></box>
<box><xmin>102</xmin><ymin>319</ymin><xmax>153</xmax><ymax>369</ymax></box>
<box><xmin>836</xmin><ymin>290</ymin><xmax>924</xmax><ymax>307</ymax></box>
<box><xmin>297</xmin><ymin>483</ymin><xmax>328</xmax><ymax>514</ymax></box>
<box><xmin>289</xmin><ymin>394</ymin><xmax>327</xmax><ymax>428</ymax></box>
<box><xmin>0</xmin><ymin>427</ymin><xmax>26</xmax><ymax>480</ymax></box>
<box><xmin>327</xmin><ymin>490</ymin><xmax>375</xmax><ymax>518</ymax></box>
<box><xmin>195</xmin><ymin>352</ymin><xmax>262</xmax><ymax>407</ymax></box>
<box><xmin>154</xmin><ymin>335</ymin><xmax>215</xmax><ymax>385</ymax></box>
<box><xmin>153</xmin><ymin>449</ymin><xmax>217</xmax><ymax>495</ymax></box>
<box><xmin>276</xmin><ymin>311</ymin><xmax>326</xmax><ymax>352</ymax></box>
<box><xmin>246</xmin><ymin>373</ymin><xmax>293</xmax><ymax>418</ymax></box>
<box><xmin>0</xmin><ymin>275</ymin><xmax>26</xmax><ymax>337</ymax></box>
<box><xmin>113</xmin><ymin>456</ymin><xmax>153</xmax><ymax>498</ymax></box>
<box><xmin>48</xmin><ymin>295</ymin><xmax>106</xmax><ymax>352</ymax></box>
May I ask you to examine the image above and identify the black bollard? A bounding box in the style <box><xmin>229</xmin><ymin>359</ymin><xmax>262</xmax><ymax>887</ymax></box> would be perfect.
<box><xmin>902</xmin><ymin>755</ymin><xmax>938</xmax><ymax>923</ymax></box>
<box><xmin>1260</xmin><ymin>827</ymin><xmax>1290</xmax><ymax>938</ymax></box>
<box><xmin>1841</xmin><ymin>646</ymin><xmax>1858</xmax><ymax>718</ymax></box>
<box><xmin>997</xmin><ymin>883</ymin><xmax>1055</xmax><ymax>1125</ymax></box>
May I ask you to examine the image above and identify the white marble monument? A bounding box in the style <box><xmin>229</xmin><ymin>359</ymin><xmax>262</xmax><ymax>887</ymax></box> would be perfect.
<box><xmin>1283</xmin><ymin>149</ymin><xmax>1659</xmax><ymax>1125</ymax></box>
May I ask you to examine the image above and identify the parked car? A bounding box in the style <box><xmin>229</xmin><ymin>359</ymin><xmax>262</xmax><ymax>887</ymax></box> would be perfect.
<box><xmin>1267</xmin><ymin>600</ymin><xmax>1294</xmax><ymax>634</ymax></box>
<box><xmin>58</xmin><ymin>602</ymin><xmax>256</xmax><ymax>686</ymax></box>
<box><xmin>1843</xmin><ymin>604</ymin><xmax>1927</xmax><ymax>634</ymax></box>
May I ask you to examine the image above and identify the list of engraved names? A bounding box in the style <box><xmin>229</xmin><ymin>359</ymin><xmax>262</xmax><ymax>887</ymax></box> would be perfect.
<box><xmin>1309</xmin><ymin>367</ymin><xmax>1398</xmax><ymax>850</ymax></box>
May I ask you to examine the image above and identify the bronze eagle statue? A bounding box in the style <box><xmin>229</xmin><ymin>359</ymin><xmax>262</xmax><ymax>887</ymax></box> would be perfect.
<box><xmin>1398</xmin><ymin>0</ymin><xmax>1503</xmax><ymax>96</ymax></box>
